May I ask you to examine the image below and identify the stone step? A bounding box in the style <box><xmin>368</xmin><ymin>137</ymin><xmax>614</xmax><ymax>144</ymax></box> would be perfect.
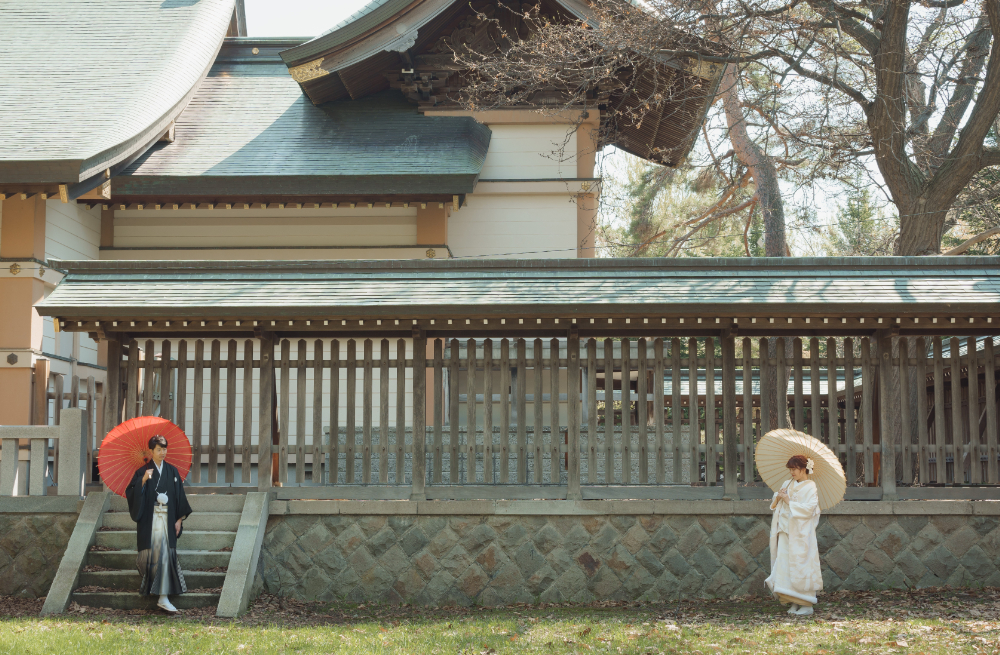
<box><xmin>96</xmin><ymin>530</ymin><xmax>236</xmax><ymax>551</ymax></box>
<box><xmin>108</xmin><ymin>494</ymin><xmax>245</xmax><ymax>513</ymax></box>
<box><xmin>72</xmin><ymin>591</ymin><xmax>219</xmax><ymax>610</ymax></box>
<box><xmin>78</xmin><ymin>570</ymin><xmax>226</xmax><ymax>591</ymax></box>
<box><xmin>87</xmin><ymin>550</ymin><xmax>231</xmax><ymax>570</ymax></box>
<box><xmin>102</xmin><ymin>511</ymin><xmax>241</xmax><ymax>532</ymax></box>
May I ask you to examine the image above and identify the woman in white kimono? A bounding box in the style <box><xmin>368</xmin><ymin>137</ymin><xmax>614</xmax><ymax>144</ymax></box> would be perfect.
<box><xmin>765</xmin><ymin>454</ymin><xmax>822</xmax><ymax>616</ymax></box>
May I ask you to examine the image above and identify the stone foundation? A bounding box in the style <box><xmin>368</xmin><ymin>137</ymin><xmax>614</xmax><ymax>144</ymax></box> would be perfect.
<box><xmin>258</xmin><ymin>501</ymin><xmax>1000</xmax><ymax>606</ymax></box>
<box><xmin>0</xmin><ymin>498</ymin><xmax>81</xmax><ymax>598</ymax></box>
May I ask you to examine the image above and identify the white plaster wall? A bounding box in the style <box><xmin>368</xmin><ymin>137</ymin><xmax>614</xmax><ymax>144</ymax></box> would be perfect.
<box><xmin>448</xmin><ymin>193</ymin><xmax>579</xmax><ymax>259</ymax></box>
<box><xmin>479</xmin><ymin>124</ymin><xmax>578</xmax><ymax>179</ymax></box>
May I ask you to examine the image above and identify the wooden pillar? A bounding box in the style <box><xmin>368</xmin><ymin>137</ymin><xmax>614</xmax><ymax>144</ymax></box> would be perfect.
<box><xmin>722</xmin><ymin>334</ymin><xmax>739</xmax><ymax>498</ymax></box>
<box><xmin>411</xmin><ymin>330</ymin><xmax>427</xmax><ymax>500</ymax></box>
<box><xmin>257</xmin><ymin>333</ymin><xmax>274</xmax><ymax>490</ymax></box>
<box><xmin>877</xmin><ymin>331</ymin><xmax>898</xmax><ymax>499</ymax></box>
<box><xmin>0</xmin><ymin>196</ymin><xmax>47</xmax><ymax>426</ymax></box>
<box><xmin>103</xmin><ymin>339</ymin><xmax>122</xmax><ymax>435</ymax></box>
<box><xmin>566</xmin><ymin>329</ymin><xmax>581</xmax><ymax>500</ymax></box>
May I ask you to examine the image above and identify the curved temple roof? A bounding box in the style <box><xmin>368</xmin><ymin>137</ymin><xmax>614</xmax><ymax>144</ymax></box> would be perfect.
<box><xmin>0</xmin><ymin>0</ymin><xmax>236</xmax><ymax>197</ymax></box>
<box><xmin>115</xmin><ymin>40</ymin><xmax>491</xmax><ymax>200</ymax></box>
<box><xmin>278</xmin><ymin>0</ymin><xmax>723</xmax><ymax>167</ymax></box>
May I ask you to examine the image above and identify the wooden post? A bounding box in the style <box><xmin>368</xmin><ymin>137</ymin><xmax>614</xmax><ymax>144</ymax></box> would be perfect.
<box><xmin>688</xmin><ymin>337</ymin><xmax>699</xmax><ymax>484</ymax></box>
<box><xmin>622</xmin><ymin>338</ymin><xmax>632</xmax><ymax>484</ymax></box>
<box><xmin>278</xmin><ymin>339</ymin><xmax>291</xmax><ymax>486</ymax></box>
<box><xmin>899</xmin><ymin>338</ymin><xmax>912</xmax><ymax>487</ymax></box>
<box><xmin>759</xmin><ymin>338</ymin><xmax>770</xmax><ymax>436</ymax></box>
<box><xmin>411</xmin><ymin>332</ymin><xmax>427</xmax><ymax>500</ymax></box>
<box><xmin>176</xmin><ymin>340</ymin><xmax>187</xmax><ymax>434</ymax></box>
<box><xmin>845</xmin><ymin>338</ymin><xmax>856</xmax><ymax>486</ymax></box>
<box><xmin>653</xmin><ymin>338</ymin><xmax>664</xmax><ymax>485</ymax></box>
<box><xmin>191</xmin><ymin>340</ymin><xmax>204</xmax><ymax>484</ymax></box>
<box><xmin>604</xmin><ymin>338</ymin><xmax>614</xmax><ymax>483</ymax></box>
<box><xmin>225</xmin><ymin>339</ymin><xmax>237</xmax><ymax>483</ymax></box>
<box><xmin>53</xmin><ymin>373</ymin><xmax>64</xmax><ymax>482</ymax></box>
<box><xmin>125</xmin><ymin>341</ymin><xmax>139</xmax><ymax>421</ymax></box>
<box><xmin>380</xmin><ymin>339</ymin><xmax>390</xmax><ymax>484</ymax></box>
<box><xmin>33</xmin><ymin>358</ymin><xmax>51</xmax><ymax>426</ymax></box>
<box><xmin>103</xmin><ymin>341</ymin><xmax>121</xmax><ymax>435</ymax></box>
<box><xmin>776</xmin><ymin>341</ymin><xmax>787</xmax><ymax>429</ymax></box>
<box><xmin>671</xmin><ymin>338</ymin><xmax>682</xmax><ymax>483</ymax></box>
<box><xmin>516</xmin><ymin>339</ymin><xmax>527</xmax><ymax>484</ymax></box>
<box><xmin>826</xmin><ymin>338</ymin><xmax>838</xmax><ymax>466</ymax></box>
<box><xmin>533</xmin><ymin>338</ymin><xmax>544</xmax><ymax>484</ymax></box>
<box><xmin>433</xmin><ymin>339</ymin><xmax>444</xmax><ymax>484</ymax></box>
<box><xmin>160</xmin><ymin>340</ymin><xmax>172</xmax><ymax>421</ymax></box>
<box><xmin>208</xmin><ymin>339</ymin><xmax>221</xmax><ymax>484</ymax></box>
<box><xmin>483</xmin><ymin>338</ymin><xmax>494</xmax><ymax>484</ymax></box>
<box><xmin>362</xmin><ymin>339</ymin><xmax>373</xmax><ymax>485</ymax></box>
<box><xmin>500</xmin><ymin>339</ymin><xmax>511</xmax><ymax>484</ymax></box>
<box><xmin>967</xmin><ymin>337</ymin><xmax>981</xmax><ymax>484</ymax></box>
<box><xmin>916</xmin><ymin>337</ymin><xmax>929</xmax><ymax>484</ymax></box>
<box><xmin>329</xmin><ymin>339</ymin><xmax>340</xmax><ymax>485</ymax></box>
<box><xmin>933</xmin><ymin>337</ymin><xmax>946</xmax><ymax>482</ymax></box>
<box><xmin>142</xmin><ymin>339</ymin><xmax>155</xmax><ymax>417</ymax></box>
<box><xmin>395</xmin><ymin>339</ymin><xmax>406</xmax><ymax>485</ymax></box>
<box><xmin>705</xmin><ymin>337</ymin><xmax>717</xmax><ymax>483</ymax></box>
<box><xmin>637</xmin><ymin>338</ymin><xmax>648</xmax><ymax>485</ymax></box>
<box><xmin>567</xmin><ymin>329</ymin><xmax>581</xmax><ymax>500</ymax></box>
<box><xmin>448</xmin><ymin>339</ymin><xmax>460</xmax><ymax>483</ymax></box>
<box><xmin>793</xmin><ymin>337</ymin><xmax>804</xmax><ymax>431</ymax></box>
<box><xmin>722</xmin><ymin>334</ymin><xmax>738</xmax><ymax>498</ymax></box>
<box><xmin>550</xmin><ymin>338</ymin><xmax>561</xmax><ymax>484</ymax></box>
<box><xmin>295</xmin><ymin>339</ymin><xmax>308</xmax><ymax>485</ymax></box>
<box><xmin>257</xmin><ymin>334</ymin><xmax>274</xmax><ymax>490</ymax></box>
<box><xmin>466</xmin><ymin>338</ymin><xmax>478</xmax><ymax>484</ymax></box>
<box><xmin>860</xmin><ymin>338</ymin><xmax>874</xmax><ymax>485</ymax></box>
<box><xmin>242</xmin><ymin>339</ymin><xmax>254</xmax><ymax>484</ymax></box>
<box><xmin>345</xmin><ymin>339</ymin><xmax>356</xmax><ymax>484</ymax></box>
<box><xmin>86</xmin><ymin>376</ymin><xmax>96</xmax><ymax>483</ymax></box>
<box><xmin>986</xmin><ymin>338</ymin><xmax>998</xmax><ymax>484</ymax></box>
<box><xmin>586</xmin><ymin>339</ymin><xmax>598</xmax><ymax>484</ymax></box>
<box><xmin>742</xmin><ymin>338</ymin><xmax>753</xmax><ymax>483</ymax></box>
<box><xmin>950</xmin><ymin>337</ymin><xmax>964</xmax><ymax>483</ymax></box>
<box><xmin>877</xmin><ymin>332</ymin><xmax>897</xmax><ymax>498</ymax></box>
<box><xmin>809</xmin><ymin>338</ymin><xmax>821</xmax><ymax>438</ymax></box>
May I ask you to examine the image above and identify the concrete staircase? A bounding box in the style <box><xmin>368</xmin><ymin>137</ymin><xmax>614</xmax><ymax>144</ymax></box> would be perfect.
<box><xmin>71</xmin><ymin>494</ymin><xmax>245</xmax><ymax>610</ymax></box>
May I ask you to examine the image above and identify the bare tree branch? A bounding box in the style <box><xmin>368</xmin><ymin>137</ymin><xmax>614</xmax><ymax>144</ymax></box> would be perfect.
<box><xmin>941</xmin><ymin>226</ymin><xmax>1000</xmax><ymax>255</ymax></box>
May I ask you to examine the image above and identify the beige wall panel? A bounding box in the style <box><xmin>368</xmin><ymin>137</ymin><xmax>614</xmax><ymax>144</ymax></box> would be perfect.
<box><xmin>480</xmin><ymin>125</ymin><xmax>578</xmax><ymax>179</ymax></box>
<box><xmin>113</xmin><ymin>213</ymin><xmax>417</xmax><ymax>248</ymax></box>
<box><xmin>448</xmin><ymin>193</ymin><xmax>578</xmax><ymax>259</ymax></box>
<box><xmin>100</xmin><ymin>247</ymin><xmax>438</xmax><ymax>261</ymax></box>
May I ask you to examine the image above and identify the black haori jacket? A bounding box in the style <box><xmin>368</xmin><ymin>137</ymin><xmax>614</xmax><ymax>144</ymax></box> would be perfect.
<box><xmin>125</xmin><ymin>461</ymin><xmax>193</xmax><ymax>551</ymax></box>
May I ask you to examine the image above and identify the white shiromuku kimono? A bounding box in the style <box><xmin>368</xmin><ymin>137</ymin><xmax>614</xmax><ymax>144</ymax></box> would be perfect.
<box><xmin>765</xmin><ymin>478</ymin><xmax>823</xmax><ymax>606</ymax></box>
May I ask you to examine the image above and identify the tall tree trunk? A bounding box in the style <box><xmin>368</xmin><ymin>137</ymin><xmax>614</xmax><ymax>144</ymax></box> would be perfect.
<box><xmin>896</xmin><ymin>200</ymin><xmax>955</xmax><ymax>255</ymax></box>
<box><xmin>720</xmin><ymin>64</ymin><xmax>787</xmax><ymax>257</ymax></box>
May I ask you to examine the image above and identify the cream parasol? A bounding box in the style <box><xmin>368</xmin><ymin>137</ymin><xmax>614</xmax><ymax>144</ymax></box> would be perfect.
<box><xmin>755</xmin><ymin>429</ymin><xmax>846</xmax><ymax>511</ymax></box>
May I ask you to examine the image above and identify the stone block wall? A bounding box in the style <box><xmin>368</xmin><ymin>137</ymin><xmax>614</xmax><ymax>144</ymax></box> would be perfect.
<box><xmin>0</xmin><ymin>513</ymin><xmax>78</xmax><ymax>597</ymax></box>
<box><xmin>258</xmin><ymin>502</ymin><xmax>1000</xmax><ymax>606</ymax></box>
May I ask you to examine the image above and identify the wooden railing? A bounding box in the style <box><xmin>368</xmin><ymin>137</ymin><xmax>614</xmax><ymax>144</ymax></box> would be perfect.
<box><xmin>100</xmin><ymin>333</ymin><xmax>999</xmax><ymax>500</ymax></box>
<box><xmin>0</xmin><ymin>408</ymin><xmax>88</xmax><ymax>497</ymax></box>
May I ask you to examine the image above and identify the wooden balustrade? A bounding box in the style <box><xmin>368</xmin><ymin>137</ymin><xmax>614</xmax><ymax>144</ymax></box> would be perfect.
<box><xmin>90</xmin><ymin>333</ymin><xmax>999</xmax><ymax>500</ymax></box>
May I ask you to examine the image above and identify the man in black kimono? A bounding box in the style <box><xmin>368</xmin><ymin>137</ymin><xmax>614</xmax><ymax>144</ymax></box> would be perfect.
<box><xmin>125</xmin><ymin>434</ymin><xmax>193</xmax><ymax>613</ymax></box>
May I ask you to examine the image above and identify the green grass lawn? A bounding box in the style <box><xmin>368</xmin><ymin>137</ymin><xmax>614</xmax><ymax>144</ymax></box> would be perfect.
<box><xmin>1</xmin><ymin>588</ymin><xmax>998</xmax><ymax>654</ymax></box>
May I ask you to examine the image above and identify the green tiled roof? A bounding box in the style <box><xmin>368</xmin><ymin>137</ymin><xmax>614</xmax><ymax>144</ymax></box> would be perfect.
<box><xmin>36</xmin><ymin>257</ymin><xmax>1000</xmax><ymax>320</ymax></box>
<box><xmin>115</xmin><ymin>41</ymin><xmax>491</xmax><ymax>197</ymax></box>
<box><xmin>0</xmin><ymin>0</ymin><xmax>235</xmax><ymax>185</ymax></box>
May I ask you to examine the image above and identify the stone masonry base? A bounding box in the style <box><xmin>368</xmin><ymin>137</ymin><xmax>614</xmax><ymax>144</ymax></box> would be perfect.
<box><xmin>258</xmin><ymin>500</ymin><xmax>1000</xmax><ymax>606</ymax></box>
<box><xmin>0</xmin><ymin>498</ymin><xmax>82</xmax><ymax>598</ymax></box>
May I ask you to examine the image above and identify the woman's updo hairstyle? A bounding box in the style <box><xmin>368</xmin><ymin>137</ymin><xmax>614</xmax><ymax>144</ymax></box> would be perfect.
<box><xmin>148</xmin><ymin>435</ymin><xmax>169</xmax><ymax>450</ymax></box>
<box><xmin>786</xmin><ymin>454</ymin><xmax>809</xmax><ymax>471</ymax></box>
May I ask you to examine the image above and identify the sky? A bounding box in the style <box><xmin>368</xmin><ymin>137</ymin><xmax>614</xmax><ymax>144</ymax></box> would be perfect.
<box><xmin>244</xmin><ymin>0</ymin><xmax>370</xmax><ymax>37</ymax></box>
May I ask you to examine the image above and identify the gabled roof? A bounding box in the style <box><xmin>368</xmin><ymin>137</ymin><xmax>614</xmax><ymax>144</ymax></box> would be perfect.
<box><xmin>113</xmin><ymin>39</ymin><xmax>491</xmax><ymax>201</ymax></box>
<box><xmin>277</xmin><ymin>0</ymin><xmax>723</xmax><ymax>166</ymax></box>
<box><xmin>0</xmin><ymin>0</ymin><xmax>236</xmax><ymax>199</ymax></box>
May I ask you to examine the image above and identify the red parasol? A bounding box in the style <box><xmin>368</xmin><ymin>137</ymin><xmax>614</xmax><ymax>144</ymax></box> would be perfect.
<box><xmin>98</xmin><ymin>417</ymin><xmax>193</xmax><ymax>497</ymax></box>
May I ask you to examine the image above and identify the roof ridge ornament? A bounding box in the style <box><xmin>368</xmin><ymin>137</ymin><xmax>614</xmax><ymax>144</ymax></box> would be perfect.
<box><xmin>289</xmin><ymin>57</ymin><xmax>328</xmax><ymax>83</ymax></box>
